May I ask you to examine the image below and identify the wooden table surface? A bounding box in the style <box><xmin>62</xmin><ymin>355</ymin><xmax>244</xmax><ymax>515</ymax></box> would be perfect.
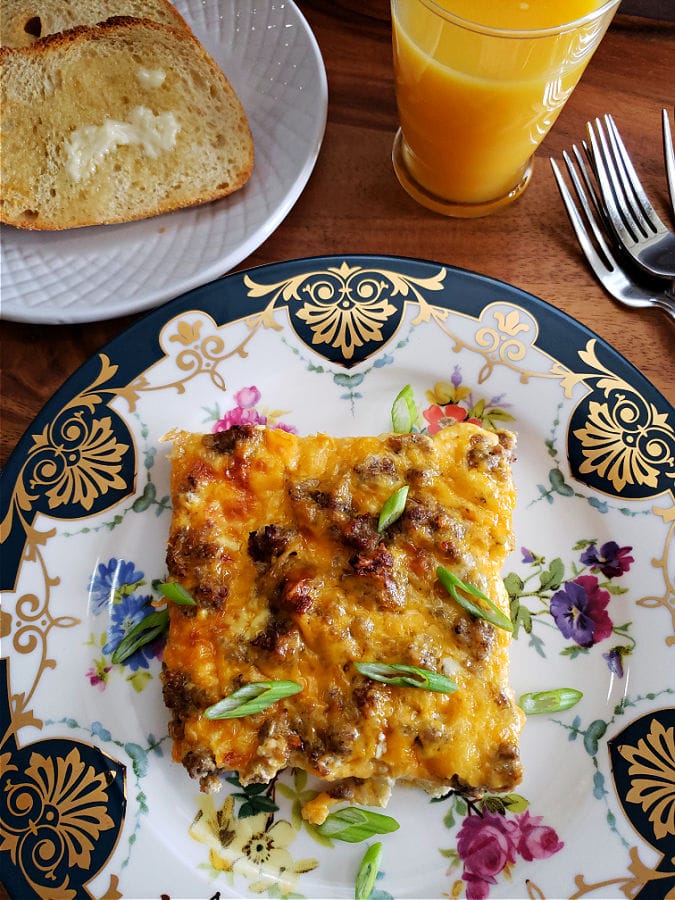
<box><xmin>1</xmin><ymin>3</ymin><xmax>673</xmax><ymax>470</ymax></box>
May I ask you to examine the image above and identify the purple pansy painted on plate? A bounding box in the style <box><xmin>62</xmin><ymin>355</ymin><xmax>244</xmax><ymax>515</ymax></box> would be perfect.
<box><xmin>549</xmin><ymin>575</ymin><xmax>613</xmax><ymax>648</ymax></box>
<box><xmin>505</xmin><ymin>539</ymin><xmax>636</xmax><ymax>674</ymax></box>
<box><xmin>580</xmin><ymin>541</ymin><xmax>635</xmax><ymax>579</ymax></box>
<box><xmin>85</xmin><ymin>659</ymin><xmax>112</xmax><ymax>690</ymax></box>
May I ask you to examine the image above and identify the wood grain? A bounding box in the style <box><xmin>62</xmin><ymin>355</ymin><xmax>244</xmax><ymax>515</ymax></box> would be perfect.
<box><xmin>1</xmin><ymin>7</ymin><xmax>673</xmax><ymax>470</ymax></box>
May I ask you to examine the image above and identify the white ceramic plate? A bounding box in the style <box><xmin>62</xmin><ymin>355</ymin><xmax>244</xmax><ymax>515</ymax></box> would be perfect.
<box><xmin>2</xmin><ymin>257</ymin><xmax>674</xmax><ymax>899</ymax></box>
<box><xmin>0</xmin><ymin>0</ymin><xmax>327</xmax><ymax>324</ymax></box>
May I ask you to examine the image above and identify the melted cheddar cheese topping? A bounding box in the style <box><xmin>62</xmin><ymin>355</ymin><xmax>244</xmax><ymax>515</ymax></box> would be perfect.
<box><xmin>162</xmin><ymin>423</ymin><xmax>524</xmax><ymax>822</ymax></box>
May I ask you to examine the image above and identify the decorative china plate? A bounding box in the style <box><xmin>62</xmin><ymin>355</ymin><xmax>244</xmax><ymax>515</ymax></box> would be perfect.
<box><xmin>2</xmin><ymin>256</ymin><xmax>674</xmax><ymax>900</ymax></box>
<box><xmin>0</xmin><ymin>0</ymin><xmax>327</xmax><ymax>325</ymax></box>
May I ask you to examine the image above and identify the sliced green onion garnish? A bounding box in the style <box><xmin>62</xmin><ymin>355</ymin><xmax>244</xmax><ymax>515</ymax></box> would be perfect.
<box><xmin>391</xmin><ymin>384</ymin><xmax>417</xmax><ymax>433</ymax></box>
<box><xmin>157</xmin><ymin>581</ymin><xmax>197</xmax><ymax>605</ymax></box>
<box><xmin>377</xmin><ymin>485</ymin><xmax>409</xmax><ymax>532</ymax></box>
<box><xmin>519</xmin><ymin>688</ymin><xmax>583</xmax><ymax>715</ymax></box>
<box><xmin>355</xmin><ymin>661</ymin><xmax>457</xmax><ymax>694</ymax></box>
<box><xmin>355</xmin><ymin>842</ymin><xmax>383</xmax><ymax>900</ymax></box>
<box><xmin>436</xmin><ymin>565</ymin><xmax>513</xmax><ymax>632</ymax></box>
<box><xmin>316</xmin><ymin>807</ymin><xmax>399</xmax><ymax>843</ymax></box>
<box><xmin>111</xmin><ymin>608</ymin><xmax>169</xmax><ymax>664</ymax></box>
<box><xmin>204</xmin><ymin>680</ymin><xmax>302</xmax><ymax>720</ymax></box>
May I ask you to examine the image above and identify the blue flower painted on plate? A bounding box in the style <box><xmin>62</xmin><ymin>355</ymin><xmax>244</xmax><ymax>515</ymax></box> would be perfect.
<box><xmin>102</xmin><ymin>593</ymin><xmax>162</xmax><ymax>671</ymax></box>
<box><xmin>88</xmin><ymin>557</ymin><xmax>145</xmax><ymax>614</ymax></box>
<box><xmin>86</xmin><ymin>558</ymin><xmax>163</xmax><ymax>689</ymax></box>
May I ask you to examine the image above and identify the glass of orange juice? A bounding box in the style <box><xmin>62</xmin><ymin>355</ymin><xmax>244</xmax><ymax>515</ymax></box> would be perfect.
<box><xmin>391</xmin><ymin>0</ymin><xmax>621</xmax><ymax>217</ymax></box>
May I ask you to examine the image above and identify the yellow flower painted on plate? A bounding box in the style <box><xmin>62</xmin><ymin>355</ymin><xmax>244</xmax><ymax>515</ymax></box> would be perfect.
<box><xmin>426</xmin><ymin>381</ymin><xmax>472</xmax><ymax>406</ymax></box>
<box><xmin>189</xmin><ymin>794</ymin><xmax>318</xmax><ymax>894</ymax></box>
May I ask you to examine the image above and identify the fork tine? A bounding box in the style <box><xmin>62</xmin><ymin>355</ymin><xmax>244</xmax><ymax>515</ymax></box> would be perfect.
<box><xmin>586</xmin><ymin>118</ymin><xmax>642</xmax><ymax>248</ymax></box>
<box><xmin>551</xmin><ymin>155</ymin><xmax>675</xmax><ymax>320</ymax></box>
<box><xmin>564</xmin><ymin>148</ymin><xmax>618</xmax><ymax>268</ymax></box>
<box><xmin>605</xmin><ymin>114</ymin><xmax>664</xmax><ymax>236</ymax></box>
<box><xmin>574</xmin><ymin>141</ymin><xmax>608</xmax><ymax>224</ymax></box>
<box><xmin>550</xmin><ymin>155</ymin><xmax>613</xmax><ymax>281</ymax></box>
<box><xmin>663</xmin><ymin>108</ymin><xmax>675</xmax><ymax>221</ymax></box>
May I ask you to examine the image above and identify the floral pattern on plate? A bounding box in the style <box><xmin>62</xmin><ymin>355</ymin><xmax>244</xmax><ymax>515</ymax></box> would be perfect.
<box><xmin>1</xmin><ymin>256</ymin><xmax>673</xmax><ymax>899</ymax></box>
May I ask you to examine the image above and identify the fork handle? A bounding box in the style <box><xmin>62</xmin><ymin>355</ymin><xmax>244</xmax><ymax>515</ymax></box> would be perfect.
<box><xmin>657</xmin><ymin>300</ymin><xmax>675</xmax><ymax>322</ymax></box>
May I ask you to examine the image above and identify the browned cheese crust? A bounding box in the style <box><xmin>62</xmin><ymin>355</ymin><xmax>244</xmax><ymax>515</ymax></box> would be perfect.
<box><xmin>162</xmin><ymin>423</ymin><xmax>524</xmax><ymax>823</ymax></box>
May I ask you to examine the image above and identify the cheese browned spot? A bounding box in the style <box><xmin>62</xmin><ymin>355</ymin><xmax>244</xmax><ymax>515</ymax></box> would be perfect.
<box><xmin>161</xmin><ymin>423</ymin><xmax>524</xmax><ymax>822</ymax></box>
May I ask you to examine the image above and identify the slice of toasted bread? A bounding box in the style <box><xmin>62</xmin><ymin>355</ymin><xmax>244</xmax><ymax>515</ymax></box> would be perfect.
<box><xmin>0</xmin><ymin>17</ymin><xmax>254</xmax><ymax>230</ymax></box>
<box><xmin>0</xmin><ymin>0</ymin><xmax>190</xmax><ymax>48</ymax></box>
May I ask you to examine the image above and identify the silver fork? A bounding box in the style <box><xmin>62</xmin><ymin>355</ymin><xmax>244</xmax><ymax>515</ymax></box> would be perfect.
<box><xmin>663</xmin><ymin>108</ymin><xmax>675</xmax><ymax>220</ymax></box>
<box><xmin>550</xmin><ymin>153</ymin><xmax>675</xmax><ymax>322</ymax></box>
<box><xmin>586</xmin><ymin>114</ymin><xmax>675</xmax><ymax>279</ymax></box>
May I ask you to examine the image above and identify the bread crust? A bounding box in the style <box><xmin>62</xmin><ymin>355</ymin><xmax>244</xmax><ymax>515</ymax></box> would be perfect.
<box><xmin>0</xmin><ymin>0</ymin><xmax>191</xmax><ymax>48</ymax></box>
<box><xmin>0</xmin><ymin>16</ymin><xmax>254</xmax><ymax>229</ymax></box>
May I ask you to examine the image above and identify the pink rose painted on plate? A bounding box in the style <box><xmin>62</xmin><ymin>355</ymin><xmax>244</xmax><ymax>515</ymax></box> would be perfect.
<box><xmin>213</xmin><ymin>386</ymin><xmax>297</xmax><ymax>434</ymax></box>
<box><xmin>456</xmin><ymin>810</ymin><xmax>563</xmax><ymax>898</ymax></box>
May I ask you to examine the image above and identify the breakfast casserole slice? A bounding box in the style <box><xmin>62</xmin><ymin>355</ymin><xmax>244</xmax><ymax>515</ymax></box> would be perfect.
<box><xmin>161</xmin><ymin>422</ymin><xmax>524</xmax><ymax>823</ymax></box>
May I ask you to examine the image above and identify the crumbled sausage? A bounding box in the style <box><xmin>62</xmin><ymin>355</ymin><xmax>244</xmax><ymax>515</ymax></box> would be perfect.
<box><xmin>180</xmin><ymin>458</ymin><xmax>215</xmax><ymax>492</ymax></box>
<box><xmin>278</xmin><ymin>577</ymin><xmax>314</xmax><ymax>614</ymax></box>
<box><xmin>466</xmin><ymin>432</ymin><xmax>510</xmax><ymax>471</ymax></box>
<box><xmin>351</xmin><ymin>545</ymin><xmax>394</xmax><ymax>577</ymax></box>
<box><xmin>251</xmin><ymin>615</ymin><xmax>302</xmax><ymax>658</ymax></box>
<box><xmin>498</xmin><ymin>430</ymin><xmax>515</xmax><ymax>451</ymax></box>
<box><xmin>251</xmin><ymin>615</ymin><xmax>290</xmax><ymax>651</ymax></box>
<box><xmin>349</xmin><ymin>543</ymin><xmax>404</xmax><ymax>610</ymax></box>
<box><xmin>203</xmin><ymin>424</ymin><xmax>261</xmax><ymax>455</ymax></box>
<box><xmin>327</xmin><ymin>780</ymin><xmax>357</xmax><ymax>800</ymax></box>
<box><xmin>439</xmin><ymin>539</ymin><xmax>461</xmax><ymax>563</ymax></box>
<box><xmin>182</xmin><ymin>748</ymin><xmax>221</xmax><ymax>793</ymax></box>
<box><xmin>193</xmin><ymin>583</ymin><xmax>229</xmax><ymax>611</ymax></box>
<box><xmin>167</xmin><ymin>528</ymin><xmax>219</xmax><ymax>573</ymax></box>
<box><xmin>248</xmin><ymin>524</ymin><xmax>293</xmax><ymax>563</ymax></box>
<box><xmin>491</xmin><ymin>741</ymin><xmax>522</xmax><ymax>785</ymax></box>
<box><xmin>385</xmin><ymin>433</ymin><xmax>433</xmax><ymax>454</ymax></box>
<box><xmin>403</xmin><ymin>500</ymin><xmax>441</xmax><ymax>535</ymax></box>
<box><xmin>166</xmin><ymin>528</ymin><xmax>229</xmax><ymax>608</ymax></box>
<box><xmin>341</xmin><ymin>513</ymin><xmax>380</xmax><ymax>553</ymax></box>
<box><xmin>353</xmin><ymin>455</ymin><xmax>397</xmax><ymax>479</ymax></box>
<box><xmin>453</xmin><ymin>615</ymin><xmax>495</xmax><ymax>660</ymax></box>
<box><xmin>288</xmin><ymin>483</ymin><xmax>351</xmax><ymax>521</ymax></box>
<box><xmin>162</xmin><ymin>668</ymin><xmax>211</xmax><ymax>719</ymax></box>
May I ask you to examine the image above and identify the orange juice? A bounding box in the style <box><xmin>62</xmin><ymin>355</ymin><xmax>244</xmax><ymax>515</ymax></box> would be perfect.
<box><xmin>391</xmin><ymin>0</ymin><xmax>619</xmax><ymax>216</ymax></box>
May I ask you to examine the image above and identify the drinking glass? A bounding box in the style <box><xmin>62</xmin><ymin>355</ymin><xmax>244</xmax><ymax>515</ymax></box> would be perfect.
<box><xmin>391</xmin><ymin>0</ymin><xmax>621</xmax><ymax>217</ymax></box>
